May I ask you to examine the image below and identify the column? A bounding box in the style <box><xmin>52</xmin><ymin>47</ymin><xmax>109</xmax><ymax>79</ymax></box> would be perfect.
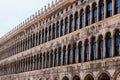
<box><xmin>49</xmin><ymin>52</ymin><xmax>51</xmax><ymax>68</ymax></box>
<box><xmin>96</xmin><ymin>38</ymin><xmax>99</xmax><ymax>59</ymax></box>
<box><xmin>89</xmin><ymin>40</ymin><xmax>92</xmax><ymax>61</ymax></box>
<box><xmin>112</xmin><ymin>0</ymin><xmax>115</xmax><ymax>15</ymax></box>
<box><xmin>56</xmin><ymin>49</ymin><xmax>59</xmax><ymax>66</ymax></box>
<box><xmin>112</xmin><ymin>34</ymin><xmax>115</xmax><ymax>57</ymax></box>
<box><xmin>97</xmin><ymin>2</ymin><xmax>100</xmax><ymax>21</ymax></box>
<box><xmin>66</xmin><ymin>47</ymin><xmax>68</xmax><ymax>65</ymax></box>
<box><xmin>103</xmin><ymin>36</ymin><xmax>106</xmax><ymax>58</ymax></box>
<box><xmin>68</xmin><ymin>15</ymin><xmax>70</xmax><ymax>33</ymax></box>
<box><xmin>78</xmin><ymin>11</ymin><xmax>80</xmax><ymax>29</ymax></box>
<box><xmin>76</xmin><ymin>44</ymin><xmax>79</xmax><ymax>63</ymax></box>
<box><xmin>61</xmin><ymin>47</ymin><xmax>63</xmax><ymax>66</ymax></box>
<box><xmin>42</xmin><ymin>53</ymin><xmax>44</xmax><ymax>69</ymax></box>
<box><xmin>63</xmin><ymin>18</ymin><xmax>65</xmax><ymax>35</ymax></box>
<box><xmin>53</xmin><ymin>50</ymin><xmax>55</xmax><ymax>67</ymax></box>
<box><xmin>82</xmin><ymin>42</ymin><xmax>85</xmax><ymax>62</ymax></box>
<box><xmin>104</xmin><ymin>0</ymin><xmax>107</xmax><ymax>19</ymax></box>
<box><xmin>73</xmin><ymin>13</ymin><xmax>75</xmax><ymax>31</ymax></box>
<box><xmin>90</xmin><ymin>4</ymin><xmax>93</xmax><ymax>24</ymax></box>
<box><xmin>71</xmin><ymin>44</ymin><xmax>74</xmax><ymax>64</ymax></box>
<box><xmin>84</xmin><ymin>8</ymin><xmax>86</xmax><ymax>27</ymax></box>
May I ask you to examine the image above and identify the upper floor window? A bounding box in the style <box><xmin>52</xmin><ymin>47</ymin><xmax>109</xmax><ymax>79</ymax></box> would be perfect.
<box><xmin>58</xmin><ymin>47</ymin><xmax>61</xmax><ymax>66</ymax></box>
<box><xmin>80</xmin><ymin>9</ymin><xmax>84</xmax><ymax>28</ymax></box>
<box><xmin>45</xmin><ymin>28</ymin><xmax>47</xmax><ymax>42</ymax></box>
<box><xmin>79</xmin><ymin>42</ymin><xmax>82</xmax><ymax>62</ymax></box>
<box><xmin>75</xmin><ymin>12</ymin><xmax>79</xmax><ymax>31</ymax></box>
<box><xmin>50</xmin><ymin>51</ymin><xmax>53</xmax><ymax>67</ymax></box>
<box><xmin>115</xmin><ymin>0</ymin><xmax>120</xmax><ymax>14</ymax></box>
<box><xmin>92</xmin><ymin>3</ymin><xmax>97</xmax><ymax>23</ymax></box>
<box><xmin>56</xmin><ymin>22</ymin><xmax>59</xmax><ymax>38</ymax></box>
<box><xmin>60</xmin><ymin>20</ymin><xmax>64</xmax><ymax>36</ymax></box>
<box><xmin>65</xmin><ymin>17</ymin><xmax>68</xmax><ymax>34</ymax></box>
<box><xmin>84</xmin><ymin>39</ymin><xmax>89</xmax><ymax>62</ymax></box>
<box><xmin>115</xmin><ymin>30</ymin><xmax>120</xmax><ymax>56</ymax></box>
<box><xmin>99</xmin><ymin>0</ymin><xmax>104</xmax><ymax>20</ymax></box>
<box><xmin>106</xmin><ymin>33</ymin><xmax>112</xmax><ymax>58</ymax></box>
<box><xmin>73</xmin><ymin>43</ymin><xmax>78</xmax><ymax>63</ymax></box>
<box><xmin>54</xmin><ymin>50</ymin><xmax>57</xmax><ymax>67</ymax></box>
<box><xmin>70</xmin><ymin>15</ymin><xmax>73</xmax><ymax>33</ymax></box>
<box><xmin>49</xmin><ymin>26</ymin><xmax>51</xmax><ymax>41</ymax></box>
<box><xmin>42</xmin><ymin>30</ymin><xmax>44</xmax><ymax>43</ymax></box>
<box><xmin>107</xmin><ymin>0</ymin><xmax>112</xmax><ymax>17</ymax></box>
<box><xmin>91</xmin><ymin>37</ymin><xmax>96</xmax><ymax>60</ymax></box>
<box><xmin>68</xmin><ymin>45</ymin><xmax>72</xmax><ymax>64</ymax></box>
<box><xmin>52</xmin><ymin>24</ymin><xmax>55</xmax><ymax>39</ymax></box>
<box><xmin>98</xmin><ymin>35</ymin><xmax>103</xmax><ymax>59</ymax></box>
<box><xmin>86</xmin><ymin>6</ymin><xmax>91</xmax><ymax>26</ymax></box>
<box><xmin>63</xmin><ymin>46</ymin><xmax>66</xmax><ymax>65</ymax></box>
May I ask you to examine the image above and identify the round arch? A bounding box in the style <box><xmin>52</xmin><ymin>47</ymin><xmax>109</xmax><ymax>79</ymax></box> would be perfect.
<box><xmin>98</xmin><ymin>72</ymin><xmax>111</xmax><ymax>80</ymax></box>
<box><xmin>84</xmin><ymin>74</ymin><xmax>94</xmax><ymax>80</ymax></box>
<box><xmin>62</xmin><ymin>76</ymin><xmax>69</xmax><ymax>80</ymax></box>
<box><xmin>113</xmin><ymin>71</ymin><xmax>120</xmax><ymax>80</ymax></box>
<box><xmin>73</xmin><ymin>75</ymin><xmax>80</xmax><ymax>80</ymax></box>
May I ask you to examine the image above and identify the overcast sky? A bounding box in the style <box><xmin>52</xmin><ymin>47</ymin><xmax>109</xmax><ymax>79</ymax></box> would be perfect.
<box><xmin>0</xmin><ymin>0</ymin><xmax>53</xmax><ymax>38</ymax></box>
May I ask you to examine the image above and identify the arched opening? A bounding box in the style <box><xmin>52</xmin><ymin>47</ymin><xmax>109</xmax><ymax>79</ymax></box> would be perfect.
<box><xmin>86</xmin><ymin>6</ymin><xmax>91</xmax><ymax>26</ymax></box>
<box><xmin>92</xmin><ymin>2</ymin><xmax>97</xmax><ymax>23</ymax></box>
<box><xmin>98</xmin><ymin>73</ymin><xmax>110</xmax><ymax>80</ymax></box>
<box><xmin>73</xmin><ymin>43</ymin><xmax>78</xmax><ymax>63</ymax></box>
<box><xmin>84</xmin><ymin>39</ymin><xmax>89</xmax><ymax>62</ymax></box>
<box><xmin>65</xmin><ymin>17</ymin><xmax>68</xmax><ymax>34</ymax></box>
<box><xmin>98</xmin><ymin>35</ymin><xmax>103</xmax><ymax>59</ymax></box>
<box><xmin>91</xmin><ymin>36</ymin><xmax>96</xmax><ymax>61</ymax></box>
<box><xmin>115</xmin><ymin>29</ymin><xmax>120</xmax><ymax>56</ymax></box>
<box><xmin>68</xmin><ymin>44</ymin><xmax>72</xmax><ymax>64</ymax></box>
<box><xmin>84</xmin><ymin>74</ymin><xmax>94</xmax><ymax>80</ymax></box>
<box><xmin>58</xmin><ymin>47</ymin><xmax>61</xmax><ymax>66</ymax></box>
<box><xmin>62</xmin><ymin>76</ymin><xmax>69</xmax><ymax>80</ymax></box>
<box><xmin>75</xmin><ymin>12</ymin><xmax>79</xmax><ymax>31</ymax></box>
<box><xmin>63</xmin><ymin>46</ymin><xmax>66</xmax><ymax>65</ymax></box>
<box><xmin>80</xmin><ymin>9</ymin><xmax>84</xmax><ymax>28</ymax></box>
<box><xmin>60</xmin><ymin>19</ymin><xmax>64</xmax><ymax>36</ymax></box>
<box><xmin>115</xmin><ymin>0</ymin><xmax>120</xmax><ymax>14</ymax></box>
<box><xmin>56</xmin><ymin>22</ymin><xmax>59</xmax><ymax>38</ymax></box>
<box><xmin>69</xmin><ymin>15</ymin><xmax>73</xmax><ymax>33</ymax></box>
<box><xmin>73</xmin><ymin>75</ymin><xmax>80</xmax><ymax>80</ymax></box>
<box><xmin>106</xmin><ymin>0</ymin><xmax>112</xmax><ymax>17</ymax></box>
<box><xmin>79</xmin><ymin>41</ymin><xmax>82</xmax><ymax>63</ymax></box>
<box><xmin>99</xmin><ymin>0</ymin><xmax>104</xmax><ymax>21</ymax></box>
<box><xmin>106</xmin><ymin>32</ymin><xmax>112</xmax><ymax>58</ymax></box>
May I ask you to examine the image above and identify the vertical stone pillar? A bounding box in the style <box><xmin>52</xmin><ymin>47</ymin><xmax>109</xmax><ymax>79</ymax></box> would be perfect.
<box><xmin>84</xmin><ymin>7</ymin><xmax>86</xmax><ymax>27</ymax></box>
<box><xmin>96</xmin><ymin>37</ymin><xmax>99</xmax><ymax>59</ymax></box>
<box><xmin>82</xmin><ymin>42</ymin><xmax>85</xmax><ymax>62</ymax></box>
<box><xmin>112</xmin><ymin>0</ymin><xmax>115</xmax><ymax>15</ymax></box>
<box><xmin>66</xmin><ymin>47</ymin><xmax>68</xmax><ymax>65</ymax></box>
<box><xmin>42</xmin><ymin>53</ymin><xmax>44</xmax><ymax>69</ymax></box>
<box><xmin>90</xmin><ymin>4</ymin><xmax>93</xmax><ymax>24</ymax></box>
<box><xmin>89</xmin><ymin>40</ymin><xmax>91</xmax><ymax>61</ymax></box>
<box><xmin>104</xmin><ymin>0</ymin><xmax>107</xmax><ymax>19</ymax></box>
<box><xmin>97</xmin><ymin>2</ymin><xmax>99</xmax><ymax>22</ymax></box>
<box><xmin>56</xmin><ymin>48</ymin><xmax>59</xmax><ymax>66</ymax></box>
<box><xmin>103</xmin><ymin>36</ymin><xmax>106</xmax><ymax>58</ymax></box>
<box><xmin>112</xmin><ymin>34</ymin><xmax>115</xmax><ymax>57</ymax></box>
<box><xmin>63</xmin><ymin>18</ymin><xmax>65</xmax><ymax>35</ymax></box>
<box><xmin>71</xmin><ymin>44</ymin><xmax>74</xmax><ymax>64</ymax></box>
<box><xmin>59</xmin><ymin>20</ymin><xmax>61</xmax><ymax>36</ymax></box>
<box><xmin>53</xmin><ymin>50</ymin><xmax>55</xmax><ymax>67</ymax></box>
<box><xmin>61</xmin><ymin>47</ymin><xmax>63</xmax><ymax>66</ymax></box>
<box><xmin>68</xmin><ymin>15</ymin><xmax>70</xmax><ymax>33</ymax></box>
<box><xmin>49</xmin><ymin>51</ymin><xmax>51</xmax><ymax>68</ymax></box>
<box><xmin>78</xmin><ymin>11</ymin><xmax>80</xmax><ymax>29</ymax></box>
<box><xmin>73</xmin><ymin>13</ymin><xmax>75</xmax><ymax>31</ymax></box>
<box><xmin>76</xmin><ymin>44</ymin><xmax>79</xmax><ymax>63</ymax></box>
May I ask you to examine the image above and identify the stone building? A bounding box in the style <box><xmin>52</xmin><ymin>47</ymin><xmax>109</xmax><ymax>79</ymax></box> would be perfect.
<box><xmin>0</xmin><ymin>0</ymin><xmax>120</xmax><ymax>80</ymax></box>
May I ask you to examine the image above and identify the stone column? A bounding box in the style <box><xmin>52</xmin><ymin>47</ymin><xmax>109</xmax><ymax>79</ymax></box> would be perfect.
<box><xmin>89</xmin><ymin>40</ymin><xmax>92</xmax><ymax>61</ymax></box>
<box><xmin>56</xmin><ymin>49</ymin><xmax>59</xmax><ymax>66</ymax></box>
<box><xmin>112</xmin><ymin>34</ymin><xmax>115</xmax><ymax>57</ymax></box>
<box><xmin>71</xmin><ymin>44</ymin><xmax>74</xmax><ymax>64</ymax></box>
<box><xmin>42</xmin><ymin>53</ymin><xmax>44</xmax><ymax>69</ymax></box>
<box><xmin>73</xmin><ymin>13</ymin><xmax>75</xmax><ymax>31</ymax></box>
<box><xmin>78</xmin><ymin>11</ymin><xmax>80</xmax><ymax>29</ymax></box>
<box><xmin>53</xmin><ymin>50</ymin><xmax>55</xmax><ymax>67</ymax></box>
<box><xmin>97</xmin><ymin>2</ymin><xmax>99</xmax><ymax>22</ymax></box>
<box><xmin>96</xmin><ymin>37</ymin><xmax>99</xmax><ymax>59</ymax></box>
<box><xmin>76</xmin><ymin>44</ymin><xmax>79</xmax><ymax>63</ymax></box>
<box><xmin>61</xmin><ymin>47</ymin><xmax>63</xmax><ymax>66</ymax></box>
<box><xmin>103</xmin><ymin>36</ymin><xmax>106</xmax><ymax>58</ymax></box>
<box><xmin>66</xmin><ymin>47</ymin><xmax>68</xmax><ymax>65</ymax></box>
<box><xmin>82</xmin><ymin>42</ymin><xmax>85</xmax><ymax>62</ymax></box>
<box><xmin>68</xmin><ymin>15</ymin><xmax>70</xmax><ymax>33</ymax></box>
<box><xmin>104</xmin><ymin>0</ymin><xmax>107</xmax><ymax>19</ymax></box>
<box><xmin>63</xmin><ymin>18</ymin><xmax>65</xmax><ymax>35</ymax></box>
<box><xmin>49</xmin><ymin>51</ymin><xmax>51</xmax><ymax>68</ymax></box>
<box><xmin>112</xmin><ymin>0</ymin><xmax>115</xmax><ymax>15</ymax></box>
<box><xmin>84</xmin><ymin>7</ymin><xmax>86</xmax><ymax>27</ymax></box>
<box><xmin>90</xmin><ymin>4</ymin><xmax>93</xmax><ymax>24</ymax></box>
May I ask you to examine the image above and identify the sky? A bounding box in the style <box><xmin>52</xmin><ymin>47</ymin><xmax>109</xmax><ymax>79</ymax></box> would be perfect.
<box><xmin>0</xmin><ymin>0</ymin><xmax>53</xmax><ymax>38</ymax></box>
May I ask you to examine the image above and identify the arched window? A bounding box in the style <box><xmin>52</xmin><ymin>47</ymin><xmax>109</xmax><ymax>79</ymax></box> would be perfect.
<box><xmin>79</xmin><ymin>41</ymin><xmax>82</xmax><ymax>62</ymax></box>
<box><xmin>56</xmin><ymin>22</ymin><xmax>59</xmax><ymax>38</ymax></box>
<box><xmin>52</xmin><ymin>24</ymin><xmax>55</xmax><ymax>39</ymax></box>
<box><xmin>63</xmin><ymin>46</ymin><xmax>66</xmax><ymax>65</ymax></box>
<box><xmin>45</xmin><ymin>28</ymin><xmax>47</xmax><ymax>42</ymax></box>
<box><xmin>99</xmin><ymin>0</ymin><xmax>104</xmax><ymax>20</ymax></box>
<box><xmin>107</xmin><ymin>0</ymin><xmax>112</xmax><ymax>17</ymax></box>
<box><xmin>73</xmin><ymin>75</ymin><xmax>80</xmax><ymax>80</ymax></box>
<box><xmin>80</xmin><ymin>9</ymin><xmax>84</xmax><ymax>28</ymax></box>
<box><xmin>115</xmin><ymin>0</ymin><xmax>120</xmax><ymax>14</ymax></box>
<box><xmin>58</xmin><ymin>47</ymin><xmax>61</xmax><ymax>66</ymax></box>
<box><xmin>40</xmin><ymin>54</ymin><xmax>42</xmax><ymax>69</ymax></box>
<box><xmin>98</xmin><ymin>73</ymin><xmax>110</xmax><ymax>80</ymax></box>
<box><xmin>91</xmin><ymin>37</ymin><xmax>96</xmax><ymax>61</ymax></box>
<box><xmin>98</xmin><ymin>35</ymin><xmax>103</xmax><ymax>59</ymax></box>
<box><xmin>42</xmin><ymin>29</ymin><xmax>44</xmax><ymax>43</ymax></box>
<box><xmin>84</xmin><ymin>74</ymin><xmax>94</xmax><ymax>80</ymax></box>
<box><xmin>50</xmin><ymin>50</ymin><xmax>53</xmax><ymax>67</ymax></box>
<box><xmin>60</xmin><ymin>20</ymin><xmax>64</xmax><ymax>36</ymax></box>
<box><xmin>49</xmin><ymin>26</ymin><xmax>51</xmax><ymax>41</ymax></box>
<box><xmin>115</xmin><ymin>30</ymin><xmax>120</xmax><ymax>56</ymax></box>
<box><xmin>62</xmin><ymin>76</ymin><xmax>69</xmax><ymax>80</ymax></box>
<box><xmin>68</xmin><ymin>45</ymin><xmax>72</xmax><ymax>64</ymax></box>
<box><xmin>69</xmin><ymin>15</ymin><xmax>73</xmax><ymax>33</ymax></box>
<box><xmin>86</xmin><ymin>6</ymin><xmax>91</xmax><ymax>26</ymax></box>
<box><xmin>106</xmin><ymin>33</ymin><xmax>112</xmax><ymax>58</ymax></box>
<box><xmin>39</xmin><ymin>31</ymin><xmax>41</xmax><ymax>45</ymax></box>
<box><xmin>75</xmin><ymin>12</ymin><xmax>79</xmax><ymax>31</ymax></box>
<box><xmin>85</xmin><ymin>39</ymin><xmax>89</xmax><ymax>62</ymax></box>
<box><xmin>54</xmin><ymin>49</ymin><xmax>57</xmax><ymax>67</ymax></box>
<box><xmin>92</xmin><ymin>3</ymin><xmax>97</xmax><ymax>23</ymax></box>
<box><xmin>65</xmin><ymin>17</ymin><xmax>68</xmax><ymax>34</ymax></box>
<box><xmin>73</xmin><ymin>43</ymin><xmax>78</xmax><ymax>63</ymax></box>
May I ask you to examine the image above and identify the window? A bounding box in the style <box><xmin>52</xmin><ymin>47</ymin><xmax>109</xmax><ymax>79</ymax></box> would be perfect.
<box><xmin>60</xmin><ymin>20</ymin><xmax>64</xmax><ymax>36</ymax></box>
<box><xmin>92</xmin><ymin>3</ymin><xmax>97</xmax><ymax>23</ymax></box>
<box><xmin>50</xmin><ymin>51</ymin><xmax>53</xmax><ymax>67</ymax></box>
<box><xmin>73</xmin><ymin>43</ymin><xmax>78</xmax><ymax>63</ymax></box>
<box><xmin>107</xmin><ymin>0</ymin><xmax>112</xmax><ymax>17</ymax></box>
<box><xmin>86</xmin><ymin>6</ymin><xmax>91</xmax><ymax>26</ymax></box>
<box><xmin>63</xmin><ymin>46</ymin><xmax>66</xmax><ymax>65</ymax></box>
<box><xmin>115</xmin><ymin>30</ymin><xmax>120</xmax><ymax>56</ymax></box>
<box><xmin>58</xmin><ymin>47</ymin><xmax>61</xmax><ymax>66</ymax></box>
<box><xmin>45</xmin><ymin>28</ymin><xmax>47</xmax><ymax>42</ymax></box>
<box><xmin>49</xmin><ymin>26</ymin><xmax>51</xmax><ymax>41</ymax></box>
<box><xmin>106</xmin><ymin>33</ymin><xmax>112</xmax><ymax>58</ymax></box>
<box><xmin>79</xmin><ymin>42</ymin><xmax>82</xmax><ymax>62</ymax></box>
<box><xmin>42</xmin><ymin>30</ymin><xmax>44</xmax><ymax>43</ymax></box>
<box><xmin>68</xmin><ymin>45</ymin><xmax>72</xmax><ymax>64</ymax></box>
<box><xmin>91</xmin><ymin>37</ymin><xmax>96</xmax><ymax>60</ymax></box>
<box><xmin>54</xmin><ymin>50</ymin><xmax>57</xmax><ymax>67</ymax></box>
<box><xmin>85</xmin><ymin>39</ymin><xmax>89</xmax><ymax>62</ymax></box>
<box><xmin>65</xmin><ymin>17</ymin><xmax>68</xmax><ymax>34</ymax></box>
<box><xmin>56</xmin><ymin>22</ymin><xmax>59</xmax><ymax>38</ymax></box>
<box><xmin>75</xmin><ymin>12</ymin><xmax>79</xmax><ymax>30</ymax></box>
<box><xmin>98</xmin><ymin>35</ymin><xmax>103</xmax><ymax>59</ymax></box>
<box><xmin>80</xmin><ymin>9</ymin><xmax>84</xmax><ymax>28</ymax></box>
<box><xmin>115</xmin><ymin>0</ymin><xmax>120</xmax><ymax>14</ymax></box>
<box><xmin>52</xmin><ymin>24</ymin><xmax>55</xmax><ymax>39</ymax></box>
<box><xmin>70</xmin><ymin>15</ymin><xmax>73</xmax><ymax>33</ymax></box>
<box><xmin>99</xmin><ymin>0</ymin><xmax>104</xmax><ymax>20</ymax></box>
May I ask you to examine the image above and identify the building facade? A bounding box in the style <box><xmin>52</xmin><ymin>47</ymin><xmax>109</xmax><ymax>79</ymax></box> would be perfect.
<box><xmin>0</xmin><ymin>0</ymin><xmax>120</xmax><ymax>80</ymax></box>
